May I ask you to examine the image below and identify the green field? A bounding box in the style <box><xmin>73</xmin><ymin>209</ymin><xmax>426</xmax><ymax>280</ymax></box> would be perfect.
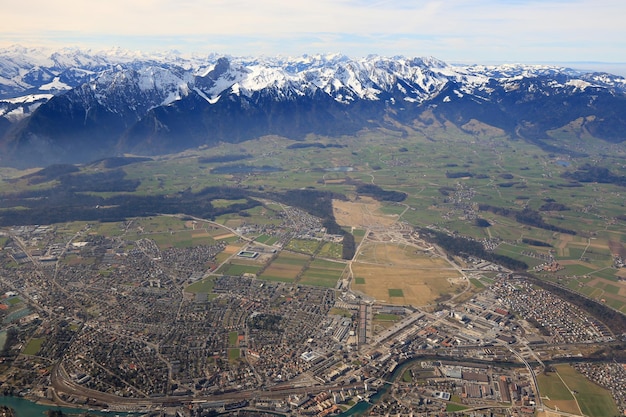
<box><xmin>299</xmin><ymin>258</ymin><xmax>346</xmax><ymax>287</ymax></box>
<box><xmin>228</xmin><ymin>331</ymin><xmax>239</xmax><ymax>347</ymax></box>
<box><xmin>259</xmin><ymin>252</ymin><xmax>309</xmax><ymax>283</ymax></box>
<box><xmin>318</xmin><ymin>242</ymin><xmax>344</xmax><ymax>259</ymax></box>
<box><xmin>255</xmin><ymin>234</ymin><xmax>279</xmax><ymax>245</ymax></box>
<box><xmin>469</xmin><ymin>278</ymin><xmax>485</xmax><ymax>289</ymax></box>
<box><xmin>185</xmin><ymin>278</ymin><xmax>214</xmax><ymax>294</ymax></box>
<box><xmin>286</xmin><ymin>238</ymin><xmax>321</xmax><ymax>255</ymax></box>
<box><xmin>554</xmin><ymin>364</ymin><xmax>620</xmax><ymax>417</ymax></box>
<box><xmin>23</xmin><ymin>338</ymin><xmax>45</xmax><ymax>356</ymax></box>
<box><xmin>352</xmin><ymin>229</ymin><xmax>366</xmax><ymax>244</ymax></box>
<box><xmin>228</xmin><ymin>348</ymin><xmax>241</xmax><ymax>361</ymax></box>
<box><xmin>217</xmin><ymin>263</ymin><xmax>262</xmax><ymax>276</ymax></box>
<box><xmin>6</xmin><ymin>297</ymin><xmax>22</xmax><ymax>306</ymax></box>
<box><xmin>212</xmin><ymin>198</ymin><xmax>248</xmax><ymax>208</ymax></box>
<box><xmin>388</xmin><ymin>289</ymin><xmax>404</xmax><ymax>297</ymax></box>
<box><xmin>537</xmin><ymin>370</ymin><xmax>577</xmax><ymax>405</ymax></box>
<box><xmin>493</xmin><ymin>243</ymin><xmax>543</xmax><ymax>268</ymax></box>
<box><xmin>446</xmin><ymin>403</ymin><xmax>468</xmax><ymax>412</ymax></box>
<box><xmin>538</xmin><ymin>365</ymin><xmax>620</xmax><ymax>417</ymax></box>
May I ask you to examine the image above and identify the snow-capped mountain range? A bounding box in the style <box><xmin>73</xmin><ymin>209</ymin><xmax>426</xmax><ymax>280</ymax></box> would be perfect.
<box><xmin>1</xmin><ymin>46</ymin><xmax>625</xmax><ymax>167</ymax></box>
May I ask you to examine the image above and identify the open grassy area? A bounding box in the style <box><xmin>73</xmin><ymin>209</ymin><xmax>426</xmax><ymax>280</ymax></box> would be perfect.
<box><xmin>329</xmin><ymin>308</ymin><xmax>352</xmax><ymax>317</ymax></box>
<box><xmin>469</xmin><ymin>278</ymin><xmax>485</xmax><ymax>289</ymax></box>
<box><xmin>318</xmin><ymin>242</ymin><xmax>344</xmax><ymax>259</ymax></box>
<box><xmin>259</xmin><ymin>252</ymin><xmax>309</xmax><ymax>283</ymax></box>
<box><xmin>537</xmin><ymin>370</ymin><xmax>580</xmax><ymax>415</ymax></box>
<box><xmin>185</xmin><ymin>278</ymin><xmax>214</xmax><ymax>294</ymax></box>
<box><xmin>388</xmin><ymin>288</ymin><xmax>404</xmax><ymax>297</ymax></box>
<box><xmin>228</xmin><ymin>331</ymin><xmax>239</xmax><ymax>347</ymax></box>
<box><xmin>212</xmin><ymin>198</ymin><xmax>248</xmax><ymax>208</ymax></box>
<box><xmin>228</xmin><ymin>348</ymin><xmax>241</xmax><ymax>361</ymax></box>
<box><xmin>217</xmin><ymin>263</ymin><xmax>263</xmax><ymax>276</ymax></box>
<box><xmin>537</xmin><ymin>365</ymin><xmax>619</xmax><ymax>417</ymax></box>
<box><xmin>553</xmin><ymin>364</ymin><xmax>620</xmax><ymax>417</ymax></box>
<box><xmin>23</xmin><ymin>337</ymin><xmax>45</xmax><ymax>356</ymax></box>
<box><xmin>6</xmin><ymin>297</ymin><xmax>22</xmax><ymax>306</ymax></box>
<box><xmin>255</xmin><ymin>234</ymin><xmax>279</xmax><ymax>245</ymax></box>
<box><xmin>286</xmin><ymin>238</ymin><xmax>321</xmax><ymax>255</ymax></box>
<box><xmin>300</xmin><ymin>258</ymin><xmax>346</xmax><ymax>288</ymax></box>
<box><xmin>446</xmin><ymin>403</ymin><xmax>469</xmax><ymax>412</ymax></box>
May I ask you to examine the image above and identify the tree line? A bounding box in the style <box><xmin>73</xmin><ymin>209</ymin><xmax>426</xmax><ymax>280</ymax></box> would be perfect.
<box><xmin>417</xmin><ymin>227</ymin><xmax>528</xmax><ymax>271</ymax></box>
<box><xmin>355</xmin><ymin>184</ymin><xmax>407</xmax><ymax>202</ymax></box>
<box><xmin>478</xmin><ymin>204</ymin><xmax>576</xmax><ymax>235</ymax></box>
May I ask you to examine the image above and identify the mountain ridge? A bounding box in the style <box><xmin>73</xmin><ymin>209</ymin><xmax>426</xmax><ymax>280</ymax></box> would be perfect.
<box><xmin>1</xmin><ymin>46</ymin><xmax>626</xmax><ymax>167</ymax></box>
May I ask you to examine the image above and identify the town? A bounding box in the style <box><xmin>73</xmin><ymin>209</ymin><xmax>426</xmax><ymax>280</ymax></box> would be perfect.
<box><xmin>0</xmin><ymin>200</ymin><xmax>624</xmax><ymax>417</ymax></box>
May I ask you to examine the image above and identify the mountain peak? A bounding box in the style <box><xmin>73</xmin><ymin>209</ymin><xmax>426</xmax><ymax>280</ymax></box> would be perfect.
<box><xmin>2</xmin><ymin>46</ymin><xmax>626</xmax><ymax>168</ymax></box>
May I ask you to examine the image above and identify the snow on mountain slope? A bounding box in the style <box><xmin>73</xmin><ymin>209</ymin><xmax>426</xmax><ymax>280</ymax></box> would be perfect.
<box><xmin>2</xmin><ymin>45</ymin><xmax>625</xmax><ymax>104</ymax></box>
<box><xmin>52</xmin><ymin>65</ymin><xmax>192</xmax><ymax>118</ymax></box>
<box><xmin>2</xmin><ymin>46</ymin><xmax>626</xmax><ymax>168</ymax></box>
<box><xmin>0</xmin><ymin>94</ymin><xmax>52</xmax><ymax>122</ymax></box>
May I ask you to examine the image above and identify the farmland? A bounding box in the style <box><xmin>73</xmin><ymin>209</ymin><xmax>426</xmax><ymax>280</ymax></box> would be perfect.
<box><xmin>538</xmin><ymin>364</ymin><xmax>619</xmax><ymax>417</ymax></box>
<box><xmin>300</xmin><ymin>258</ymin><xmax>347</xmax><ymax>288</ymax></box>
<box><xmin>259</xmin><ymin>252</ymin><xmax>310</xmax><ymax>283</ymax></box>
<box><xmin>4</xmin><ymin>128</ymin><xmax>625</xmax><ymax>308</ymax></box>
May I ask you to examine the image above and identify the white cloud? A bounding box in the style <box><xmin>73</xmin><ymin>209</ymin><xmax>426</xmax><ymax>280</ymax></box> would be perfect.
<box><xmin>1</xmin><ymin>0</ymin><xmax>624</xmax><ymax>63</ymax></box>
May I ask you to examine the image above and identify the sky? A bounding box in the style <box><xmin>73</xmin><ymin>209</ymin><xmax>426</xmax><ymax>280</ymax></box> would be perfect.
<box><xmin>1</xmin><ymin>0</ymin><xmax>625</xmax><ymax>69</ymax></box>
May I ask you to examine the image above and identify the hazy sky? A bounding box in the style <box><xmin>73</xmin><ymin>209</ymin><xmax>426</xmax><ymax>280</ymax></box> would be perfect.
<box><xmin>1</xmin><ymin>0</ymin><xmax>624</xmax><ymax>66</ymax></box>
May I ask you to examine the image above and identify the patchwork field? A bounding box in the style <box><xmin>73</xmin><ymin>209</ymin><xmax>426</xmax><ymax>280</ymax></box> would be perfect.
<box><xmin>351</xmin><ymin>242</ymin><xmax>464</xmax><ymax>306</ymax></box>
<box><xmin>214</xmin><ymin>244</ymin><xmax>245</xmax><ymax>264</ymax></box>
<box><xmin>255</xmin><ymin>234</ymin><xmax>279</xmax><ymax>245</ymax></box>
<box><xmin>318</xmin><ymin>242</ymin><xmax>344</xmax><ymax>259</ymax></box>
<box><xmin>259</xmin><ymin>252</ymin><xmax>310</xmax><ymax>283</ymax></box>
<box><xmin>300</xmin><ymin>258</ymin><xmax>346</xmax><ymax>288</ymax></box>
<box><xmin>286</xmin><ymin>238</ymin><xmax>321</xmax><ymax>255</ymax></box>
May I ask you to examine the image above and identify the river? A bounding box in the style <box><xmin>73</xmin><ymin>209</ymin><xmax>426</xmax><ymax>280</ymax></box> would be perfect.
<box><xmin>0</xmin><ymin>396</ymin><xmax>130</xmax><ymax>417</ymax></box>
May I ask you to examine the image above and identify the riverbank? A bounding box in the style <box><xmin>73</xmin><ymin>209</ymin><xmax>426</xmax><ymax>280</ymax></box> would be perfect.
<box><xmin>0</xmin><ymin>396</ymin><xmax>130</xmax><ymax>417</ymax></box>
